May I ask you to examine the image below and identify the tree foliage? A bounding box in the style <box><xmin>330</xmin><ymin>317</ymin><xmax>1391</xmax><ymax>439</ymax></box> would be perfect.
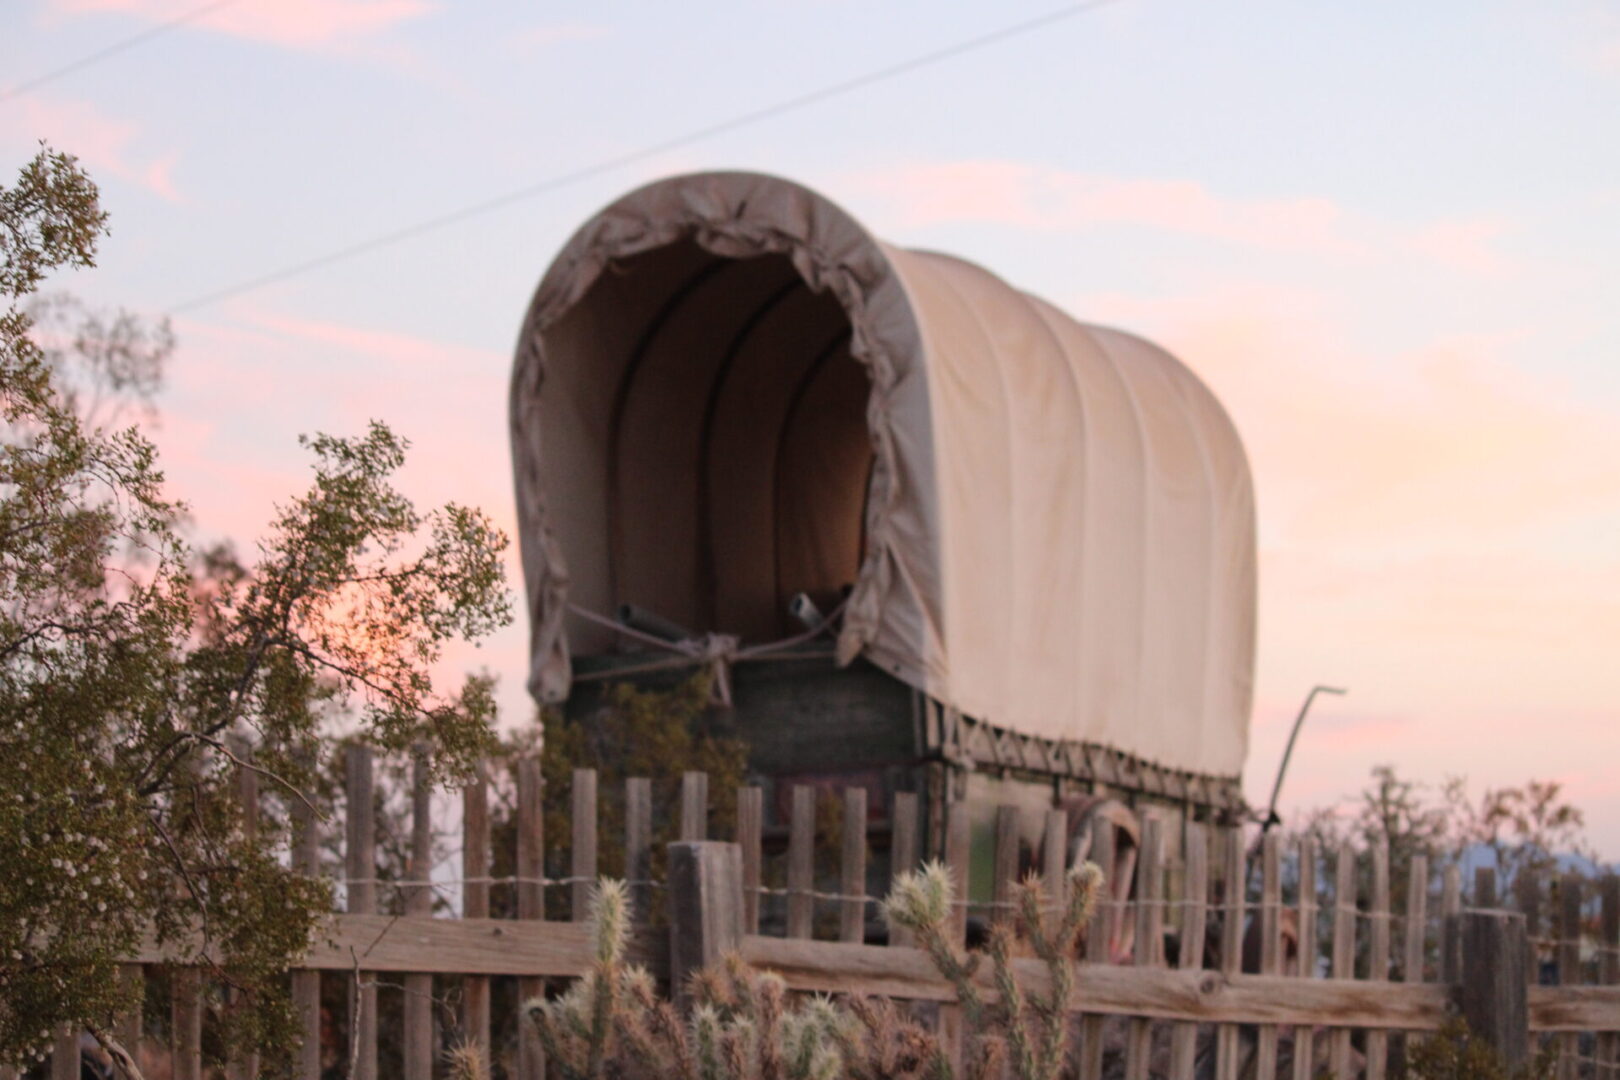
<box><xmin>0</xmin><ymin>145</ymin><xmax>512</xmax><ymax>1070</ymax></box>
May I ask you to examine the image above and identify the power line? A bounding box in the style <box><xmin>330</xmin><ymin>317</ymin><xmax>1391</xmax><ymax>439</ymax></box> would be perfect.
<box><xmin>168</xmin><ymin>0</ymin><xmax>1124</xmax><ymax>314</ymax></box>
<box><xmin>1</xmin><ymin>0</ymin><xmax>243</xmax><ymax>104</ymax></box>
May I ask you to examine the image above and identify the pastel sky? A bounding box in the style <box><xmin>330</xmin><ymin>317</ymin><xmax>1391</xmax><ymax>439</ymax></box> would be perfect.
<box><xmin>3</xmin><ymin>1</ymin><xmax>1618</xmax><ymax>851</ymax></box>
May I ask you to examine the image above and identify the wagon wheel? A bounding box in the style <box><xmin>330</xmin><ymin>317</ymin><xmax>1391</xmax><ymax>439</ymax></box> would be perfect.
<box><xmin>1060</xmin><ymin>795</ymin><xmax>1140</xmax><ymax>963</ymax></box>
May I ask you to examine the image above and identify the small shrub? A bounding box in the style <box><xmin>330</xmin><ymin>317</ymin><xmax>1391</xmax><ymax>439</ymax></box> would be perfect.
<box><xmin>1405</xmin><ymin>1018</ymin><xmax>1556</xmax><ymax>1080</ymax></box>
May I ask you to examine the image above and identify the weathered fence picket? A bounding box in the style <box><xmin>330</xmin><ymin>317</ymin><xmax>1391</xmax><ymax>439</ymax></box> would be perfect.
<box><xmin>344</xmin><ymin>744</ymin><xmax>377</xmax><ymax>1080</ymax></box>
<box><xmin>737</xmin><ymin>784</ymin><xmax>763</xmax><ymax>934</ymax></box>
<box><xmin>1367</xmin><ymin>839</ymin><xmax>1391</xmax><ymax>1080</ymax></box>
<box><xmin>1292</xmin><ymin>837</ymin><xmax>1319</xmax><ymax>1080</ymax></box>
<box><xmin>840</xmin><ymin>787</ymin><xmax>869</xmax><ymax>943</ymax></box>
<box><xmin>403</xmin><ymin>747</ymin><xmax>433</xmax><ymax>1080</ymax></box>
<box><xmin>1329</xmin><ymin>843</ymin><xmax>1356</xmax><ymax>1079</ymax></box>
<box><xmin>514</xmin><ymin>755</ymin><xmax>545</xmax><ymax>1080</ymax></box>
<box><xmin>1078</xmin><ymin>817</ymin><xmax>1116</xmax><ymax>1080</ymax></box>
<box><xmin>461</xmin><ymin>759</ymin><xmax>491</xmax><ymax>1079</ymax></box>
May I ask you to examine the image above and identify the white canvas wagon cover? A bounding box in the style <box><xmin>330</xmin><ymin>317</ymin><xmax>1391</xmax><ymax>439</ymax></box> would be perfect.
<box><xmin>511</xmin><ymin>172</ymin><xmax>1256</xmax><ymax>780</ymax></box>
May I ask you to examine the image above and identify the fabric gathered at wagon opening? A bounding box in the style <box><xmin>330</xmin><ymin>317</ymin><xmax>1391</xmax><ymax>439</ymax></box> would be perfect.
<box><xmin>510</xmin><ymin>171</ymin><xmax>1258</xmax><ymax>780</ymax></box>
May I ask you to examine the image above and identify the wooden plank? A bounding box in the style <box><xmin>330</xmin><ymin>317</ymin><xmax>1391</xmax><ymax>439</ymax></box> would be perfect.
<box><xmin>740</xmin><ymin>938</ymin><xmax>1453</xmax><ymax>1027</ymax></box>
<box><xmin>681</xmin><ymin>770</ymin><xmax>709</xmax><ymax>842</ymax></box>
<box><xmin>1458</xmin><ymin>910</ymin><xmax>1529</xmax><ymax>1069</ymax></box>
<box><xmin>139</xmin><ymin>915</ymin><xmax>668</xmax><ymax>977</ymax></box>
<box><xmin>841</xmin><ymin>787</ymin><xmax>869</xmax><ymax>943</ymax></box>
<box><xmin>403</xmin><ymin>748</ymin><xmax>433</xmax><ymax>1080</ymax></box>
<box><xmin>1329</xmin><ymin>843</ymin><xmax>1356</xmax><ymax>1080</ymax></box>
<box><xmin>172</xmin><ymin>967</ymin><xmax>202</xmax><ymax>1080</ymax></box>
<box><xmin>787</xmin><ymin>784</ymin><xmax>816</xmax><ymax>940</ymax></box>
<box><xmin>1293</xmin><ymin>838</ymin><xmax>1319</xmax><ymax>1080</ymax></box>
<box><xmin>461</xmin><ymin>761</ymin><xmax>491</xmax><ymax>1080</ymax></box>
<box><xmin>737</xmin><ymin>785</ymin><xmax>764</xmax><ymax>934</ymax></box>
<box><xmin>1404</xmin><ymin>854</ymin><xmax>1429</xmax><ymax>982</ymax></box>
<box><xmin>992</xmin><ymin>804</ymin><xmax>1020</xmax><ymax>928</ymax></box>
<box><xmin>51</xmin><ymin>1025</ymin><xmax>78</xmax><ymax>1080</ymax></box>
<box><xmin>668</xmin><ymin>842</ymin><xmax>744</xmax><ymax>1005</ymax></box>
<box><xmin>626</xmin><ymin>776</ymin><xmax>653</xmax><ymax>923</ymax></box>
<box><xmin>1598</xmin><ymin>876</ymin><xmax>1619</xmax><ymax>1080</ymax></box>
<box><xmin>290</xmin><ymin>752</ymin><xmax>322</xmax><ymax>1080</ymax></box>
<box><xmin>1394</xmin><ymin>853</ymin><xmax>1429</xmax><ymax>1080</ymax></box>
<box><xmin>116</xmin><ymin>964</ymin><xmax>144</xmax><ymax>1067</ymax></box>
<box><xmin>1255</xmin><ymin>831</ymin><xmax>1281</xmax><ymax>1080</ymax></box>
<box><xmin>1440</xmin><ymin>865</ymin><xmax>1462</xmax><ymax>983</ymax></box>
<box><xmin>945</xmin><ymin>800</ymin><xmax>971</xmax><ymax>945</ymax></box>
<box><xmin>1556</xmin><ymin>874</ymin><xmax>1582</xmax><ymax>1080</ymax></box>
<box><xmin>890</xmin><ymin>792</ymin><xmax>920</xmax><ymax>948</ymax></box>
<box><xmin>1126</xmin><ymin>818</ymin><xmax>1163</xmax><ymax>1080</ymax></box>
<box><xmin>942</xmin><ymin>800</ymin><xmax>971</xmax><ymax>1078</ymax></box>
<box><xmin>1533</xmin><ymin>985</ymin><xmax>1620</xmax><ymax>1031</ymax></box>
<box><xmin>1216</xmin><ymin>829</ymin><xmax>1246</xmax><ymax>1080</ymax></box>
<box><xmin>345</xmin><ymin>744</ymin><xmax>378</xmax><ymax>1080</ymax></box>
<box><xmin>1169</xmin><ymin>822</ymin><xmax>1208</xmax><ymax>1080</ymax></box>
<box><xmin>572</xmin><ymin>767</ymin><xmax>598</xmax><ymax>920</ymax></box>
<box><xmin>515</xmin><ymin>755</ymin><xmax>545</xmax><ymax>1080</ymax></box>
<box><xmin>1518</xmin><ymin>866</ymin><xmax>1542</xmax><ymax>988</ymax></box>
<box><xmin>1366</xmin><ymin>839</ymin><xmax>1391</xmax><ymax>1080</ymax></box>
<box><xmin>1079</xmin><ymin>814</ymin><xmax>1118</xmax><ymax>1080</ymax></box>
<box><xmin>1042</xmin><ymin>807</ymin><xmax>1068</xmax><ymax>903</ymax></box>
<box><xmin>228</xmin><ymin>739</ymin><xmax>261</xmax><ymax>1080</ymax></box>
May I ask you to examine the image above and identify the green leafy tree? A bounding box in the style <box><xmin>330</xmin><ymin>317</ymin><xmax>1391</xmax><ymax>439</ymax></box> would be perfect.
<box><xmin>0</xmin><ymin>146</ymin><xmax>511</xmax><ymax>1071</ymax></box>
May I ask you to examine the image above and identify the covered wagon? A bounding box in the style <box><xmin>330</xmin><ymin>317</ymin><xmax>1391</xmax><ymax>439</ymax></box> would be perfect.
<box><xmin>510</xmin><ymin>171</ymin><xmax>1257</xmax><ymax>925</ymax></box>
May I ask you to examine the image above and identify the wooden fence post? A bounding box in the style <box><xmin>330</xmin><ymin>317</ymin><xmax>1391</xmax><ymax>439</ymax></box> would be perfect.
<box><xmin>1255</xmin><ymin>830</ymin><xmax>1282</xmax><ymax>1080</ymax></box>
<box><xmin>1452</xmin><ymin>908</ymin><xmax>1529</xmax><ymax>1070</ymax></box>
<box><xmin>787</xmin><ymin>785</ymin><xmax>816</xmax><ymax>939</ymax></box>
<box><xmin>1125</xmin><ymin>817</ymin><xmax>1162</xmax><ymax>1080</ymax></box>
<box><xmin>890</xmin><ymin>792</ymin><xmax>920</xmax><ymax>948</ymax></box>
<box><xmin>1598</xmin><ymin>876</ymin><xmax>1619</xmax><ymax>1080</ymax></box>
<box><xmin>344</xmin><ymin>744</ymin><xmax>377</xmax><ymax>1080</ymax></box>
<box><xmin>1328</xmin><ymin>843</ymin><xmax>1356</xmax><ymax>1080</ymax></box>
<box><xmin>1170</xmin><ymin>822</ymin><xmax>1208</xmax><ymax>1080</ymax></box>
<box><xmin>290</xmin><ymin>750</ymin><xmax>322</xmax><ymax>1080</ymax></box>
<box><xmin>737</xmin><ymin>785</ymin><xmax>763</xmax><ymax>934</ymax></box>
<box><xmin>1078</xmin><ymin>814</ymin><xmax>1117</xmax><ymax>1080</ymax></box>
<box><xmin>667</xmin><ymin>841</ymin><xmax>744</xmax><ymax>1007</ymax></box>
<box><xmin>942</xmin><ymin>801</ymin><xmax>972</xmax><ymax>1077</ymax></box>
<box><xmin>515</xmin><ymin>755</ymin><xmax>546</xmax><ymax>1080</ymax></box>
<box><xmin>1556</xmin><ymin>874</ymin><xmax>1582</xmax><ymax>1080</ymax></box>
<box><xmin>626</xmin><ymin>777</ymin><xmax>653</xmax><ymax>923</ymax></box>
<box><xmin>572</xmin><ymin>768</ymin><xmax>598</xmax><ymax>920</ymax></box>
<box><xmin>681</xmin><ymin>771</ymin><xmax>708</xmax><ymax>842</ymax></box>
<box><xmin>1476</xmin><ymin>866</ymin><xmax>1498</xmax><ymax>909</ymax></box>
<box><xmin>1292</xmin><ymin>837</ymin><xmax>1319</xmax><ymax>1080</ymax></box>
<box><xmin>50</xmin><ymin>1025</ymin><xmax>78</xmax><ymax>1080</ymax></box>
<box><xmin>1441</xmin><ymin>865</ymin><xmax>1462</xmax><ymax>983</ymax></box>
<box><xmin>840</xmin><ymin>787</ymin><xmax>869</xmax><ymax>943</ymax></box>
<box><xmin>228</xmin><ymin>736</ymin><xmax>261</xmax><ymax>1080</ymax></box>
<box><xmin>403</xmin><ymin>747</ymin><xmax>433</xmax><ymax>1080</ymax></box>
<box><xmin>461</xmin><ymin>760</ymin><xmax>491</xmax><ymax>1080</ymax></box>
<box><xmin>1366</xmin><ymin>839</ymin><xmax>1391</xmax><ymax>1080</ymax></box>
<box><xmin>1215</xmin><ymin>828</ymin><xmax>1247</xmax><ymax>1080</ymax></box>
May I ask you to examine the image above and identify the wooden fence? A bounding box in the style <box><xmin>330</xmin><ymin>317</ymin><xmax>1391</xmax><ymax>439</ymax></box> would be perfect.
<box><xmin>21</xmin><ymin>753</ymin><xmax>1620</xmax><ymax>1080</ymax></box>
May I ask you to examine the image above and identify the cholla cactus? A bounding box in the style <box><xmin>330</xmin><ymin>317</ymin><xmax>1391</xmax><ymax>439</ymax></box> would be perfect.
<box><xmin>882</xmin><ymin>858</ymin><xmax>1106</xmax><ymax>1080</ymax></box>
<box><xmin>528</xmin><ymin>863</ymin><xmax>1101</xmax><ymax>1080</ymax></box>
<box><xmin>524</xmin><ymin>879</ymin><xmax>642</xmax><ymax>1080</ymax></box>
<box><xmin>444</xmin><ymin>1037</ymin><xmax>489</xmax><ymax>1080</ymax></box>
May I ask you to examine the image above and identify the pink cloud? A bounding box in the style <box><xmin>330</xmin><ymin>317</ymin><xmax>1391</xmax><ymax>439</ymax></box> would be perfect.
<box><xmin>52</xmin><ymin>0</ymin><xmax>434</xmax><ymax>51</ymax></box>
<box><xmin>0</xmin><ymin>94</ymin><xmax>181</xmax><ymax>201</ymax></box>
<box><xmin>844</xmin><ymin>160</ymin><xmax>1514</xmax><ymax>274</ymax></box>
